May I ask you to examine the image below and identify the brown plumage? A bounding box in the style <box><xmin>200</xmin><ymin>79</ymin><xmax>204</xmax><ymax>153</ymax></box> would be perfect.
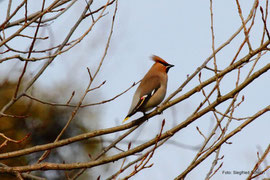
<box><xmin>123</xmin><ymin>55</ymin><xmax>174</xmax><ymax>123</ymax></box>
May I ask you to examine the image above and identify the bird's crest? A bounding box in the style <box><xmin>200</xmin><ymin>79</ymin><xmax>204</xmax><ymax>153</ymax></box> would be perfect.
<box><xmin>151</xmin><ymin>55</ymin><xmax>170</xmax><ymax>66</ymax></box>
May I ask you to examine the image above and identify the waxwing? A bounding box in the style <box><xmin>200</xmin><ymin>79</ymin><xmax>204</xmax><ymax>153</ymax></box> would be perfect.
<box><xmin>123</xmin><ymin>55</ymin><xmax>174</xmax><ymax>123</ymax></box>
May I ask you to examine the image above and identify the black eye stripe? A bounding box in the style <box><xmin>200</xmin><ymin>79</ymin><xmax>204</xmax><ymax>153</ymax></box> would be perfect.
<box><xmin>158</xmin><ymin>61</ymin><xmax>169</xmax><ymax>66</ymax></box>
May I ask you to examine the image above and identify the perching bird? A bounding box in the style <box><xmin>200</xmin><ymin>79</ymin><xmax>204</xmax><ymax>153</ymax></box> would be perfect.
<box><xmin>123</xmin><ymin>55</ymin><xmax>174</xmax><ymax>123</ymax></box>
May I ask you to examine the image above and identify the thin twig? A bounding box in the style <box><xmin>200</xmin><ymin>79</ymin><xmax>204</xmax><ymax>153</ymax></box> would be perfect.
<box><xmin>247</xmin><ymin>144</ymin><xmax>270</xmax><ymax>179</ymax></box>
<box><xmin>236</xmin><ymin>0</ymin><xmax>253</xmax><ymax>51</ymax></box>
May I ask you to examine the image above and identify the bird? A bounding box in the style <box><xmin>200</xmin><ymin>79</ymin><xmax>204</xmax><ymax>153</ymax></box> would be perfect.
<box><xmin>123</xmin><ymin>55</ymin><xmax>174</xmax><ymax>123</ymax></box>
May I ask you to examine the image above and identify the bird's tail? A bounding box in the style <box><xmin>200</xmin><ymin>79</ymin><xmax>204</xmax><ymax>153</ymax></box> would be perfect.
<box><xmin>122</xmin><ymin>116</ymin><xmax>130</xmax><ymax>123</ymax></box>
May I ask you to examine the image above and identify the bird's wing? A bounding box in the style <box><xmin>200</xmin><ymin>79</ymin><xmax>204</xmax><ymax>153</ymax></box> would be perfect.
<box><xmin>123</xmin><ymin>93</ymin><xmax>153</xmax><ymax>123</ymax></box>
<box><xmin>125</xmin><ymin>76</ymin><xmax>161</xmax><ymax>120</ymax></box>
<box><xmin>139</xmin><ymin>75</ymin><xmax>161</xmax><ymax>97</ymax></box>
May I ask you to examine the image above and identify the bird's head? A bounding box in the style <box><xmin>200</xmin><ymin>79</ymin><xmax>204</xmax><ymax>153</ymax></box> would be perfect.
<box><xmin>151</xmin><ymin>55</ymin><xmax>174</xmax><ymax>73</ymax></box>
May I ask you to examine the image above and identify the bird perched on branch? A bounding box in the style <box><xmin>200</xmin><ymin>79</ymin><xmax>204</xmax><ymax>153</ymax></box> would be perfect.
<box><xmin>123</xmin><ymin>55</ymin><xmax>174</xmax><ymax>123</ymax></box>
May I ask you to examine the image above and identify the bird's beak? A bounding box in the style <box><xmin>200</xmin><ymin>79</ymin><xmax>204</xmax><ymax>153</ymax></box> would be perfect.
<box><xmin>165</xmin><ymin>64</ymin><xmax>174</xmax><ymax>73</ymax></box>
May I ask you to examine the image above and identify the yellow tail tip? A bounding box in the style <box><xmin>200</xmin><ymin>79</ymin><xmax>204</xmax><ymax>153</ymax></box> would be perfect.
<box><xmin>122</xmin><ymin>116</ymin><xmax>130</xmax><ymax>123</ymax></box>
